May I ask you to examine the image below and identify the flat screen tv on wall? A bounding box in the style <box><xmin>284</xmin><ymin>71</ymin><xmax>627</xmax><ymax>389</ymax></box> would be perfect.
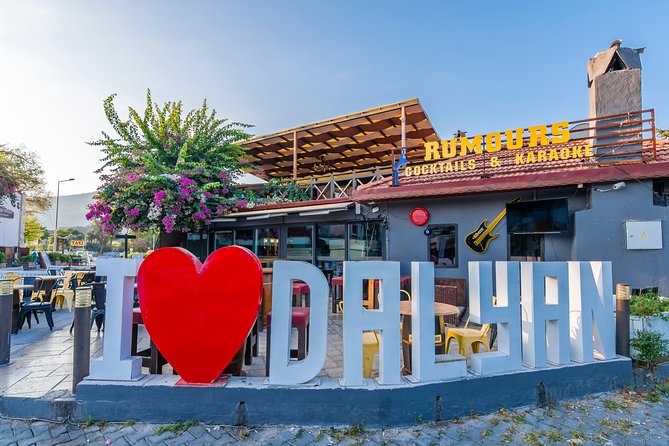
<box><xmin>506</xmin><ymin>198</ymin><xmax>569</xmax><ymax>234</ymax></box>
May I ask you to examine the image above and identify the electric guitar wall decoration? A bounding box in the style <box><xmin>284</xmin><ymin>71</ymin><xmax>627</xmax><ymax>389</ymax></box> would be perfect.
<box><xmin>465</xmin><ymin>198</ymin><xmax>521</xmax><ymax>254</ymax></box>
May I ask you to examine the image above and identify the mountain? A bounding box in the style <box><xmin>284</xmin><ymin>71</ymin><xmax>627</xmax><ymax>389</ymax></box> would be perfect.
<box><xmin>36</xmin><ymin>192</ymin><xmax>96</xmax><ymax>230</ymax></box>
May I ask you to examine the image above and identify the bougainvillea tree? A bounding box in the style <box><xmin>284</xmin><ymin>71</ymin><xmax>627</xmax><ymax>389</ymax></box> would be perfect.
<box><xmin>87</xmin><ymin>90</ymin><xmax>256</xmax><ymax>234</ymax></box>
<box><xmin>0</xmin><ymin>144</ymin><xmax>50</xmax><ymax>212</ymax></box>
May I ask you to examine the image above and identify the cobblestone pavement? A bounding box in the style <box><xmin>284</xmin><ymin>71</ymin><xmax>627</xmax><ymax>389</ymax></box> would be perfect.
<box><xmin>1</xmin><ymin>383</ymin><xmax>668</xmax><ymax>445</ymax></box>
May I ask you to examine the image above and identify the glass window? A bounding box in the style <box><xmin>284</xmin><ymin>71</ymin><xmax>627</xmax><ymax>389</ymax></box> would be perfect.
<box><xmin>428</xmin><ymin>225</ymin><xmax>457</xmax><ymax>268</ymax></box>
<box><xmin>317</xmin><ymin>224</ymin><xmax>346</xmax><ymax>276</ymax></box>
<box><xmin>214</xmin><ymin>231</ymin><xmax>233</xmax><ymax>250</ymax></box>
<box><xmin>348</xmin><ymin>222</ymin><xmax>383</xmax><ymax>260</ymax></box>
<box><xmin>256</xmin><ymin>227</ymin><xmax>280</xmax><ymax>257</ymax></box>
<box><xmin>287</xmin><ymin>225</ymin><xmax>313</xmax><ymax>261</ymax></box>
<box><xmin>509</xmin><ymin>234</ymin><xmax>544</xmax><ymax>261</ymax></box>
<box><xmin>235</xmin><ymin>229</ymin><xmax>254</xmax><ymax>252</ymax></box>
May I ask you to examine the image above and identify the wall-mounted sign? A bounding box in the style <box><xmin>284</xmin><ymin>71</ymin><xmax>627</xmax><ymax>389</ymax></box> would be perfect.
<box><xmin>409</xmin><ymin>207</ymin><xmax>429</xmax><ymax>226</ymax></box>
<box><xmin>405</xmin><ymin>120</ymin><xmax>595</xmax><ymax>177</ymax></box>
<box><xmin>465</xmin><ymin>198</ymin><xmax>520</xmax><ymax>254</ymax></box>
<box><xmin>70</xmin><ymin>239</ymin><xmax>85</xmax><ymax>247</ymax></box>
<box><xmin>0</xmin><ymin>206</ymin><xmax>14</xmax><ymax>219</ymax></box>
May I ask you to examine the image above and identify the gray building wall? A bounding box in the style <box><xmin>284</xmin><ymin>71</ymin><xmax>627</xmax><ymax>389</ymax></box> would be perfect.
<box><xmin>384</xmin><ymin>180</ymin><xmax>669</xmax><ymax>295</ymax></box>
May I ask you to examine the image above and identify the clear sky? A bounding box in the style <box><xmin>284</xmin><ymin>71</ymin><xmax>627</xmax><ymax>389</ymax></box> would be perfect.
<box><xmin>1</xmin><ymin>0</ymin><xmax>668</xmax><ymax>194</ymax></box>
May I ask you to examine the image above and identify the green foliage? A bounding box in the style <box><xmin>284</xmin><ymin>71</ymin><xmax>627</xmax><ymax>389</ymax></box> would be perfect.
<box><xmin>630</xmin><ymin>292</ymin><xmax>669</xmax><ymax>319</ymax></box>
<box><xmin>261</xmin><ymin>179</ymin><xmax>309</xmax><ymax>203</ymax></box>
<box><xmin>630</xmin><ymin>330</ymin><xmax>669</xmax><ymax>362</ymax></box>
<box><xmin>19</xmin><ymin>255</ymin><xmax>34</xmax><ymax>263</ymax></box>
<box><xmin>88</xmin><ymin>89</ymin><xmax>254</xmax><ymax>234</ymax></box>
<box><xmin>24</xmin><ymin>215</ymin><xmax>48</xmax><ymax>246</ymax></box>
<box><xmin>154</xmin><ymin>419</ymin><xmax>198</xmax><ymax>436</ymax></box>
<box><xmin>0</xmin><ymin>144</ymin><xmax>51</xmax><ymax>213</ymax></box>
<box><xmin>0</xmin><ymin>252</ymin><xmax>7</xmax><ymax>263</ymax></box>
<box><xmin>658</xmin><ymin>128</ymin><xmax>669</xmax><ymax>138</ymax></box>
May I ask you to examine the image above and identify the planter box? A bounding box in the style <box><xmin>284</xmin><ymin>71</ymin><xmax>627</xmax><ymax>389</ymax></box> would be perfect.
<box><xmin>630</xmin><ymin>313</ymin><xmax>669</xmax><ymax>358</ymax></box>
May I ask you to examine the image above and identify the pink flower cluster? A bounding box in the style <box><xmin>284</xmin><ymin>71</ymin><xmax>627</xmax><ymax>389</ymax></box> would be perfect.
<box><xmin>153</xmin><ymin>190</ymin><xmax>166</xmax><ymax>206</ymax></box>
<box><xmin>162</xmin><ymin>215</ymin><xmax>176</xmax><ymax>233</ymax></box>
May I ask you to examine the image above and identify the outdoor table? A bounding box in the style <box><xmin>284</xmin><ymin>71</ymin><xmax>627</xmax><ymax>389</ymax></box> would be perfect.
<box><xmin>399</xmin><ymin>302</ymin><xmax>459</xmax><ymax>374</ymax></box>
<box><xmin>330</xmin><ymin>275</ymin><xmax>413</xmax><ymax>313</ymax></box>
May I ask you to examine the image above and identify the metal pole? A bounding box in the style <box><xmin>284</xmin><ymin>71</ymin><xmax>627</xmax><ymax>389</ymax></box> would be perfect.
<box><xmin>0</xmin><ymin>280</ymin><xmax>13</xmax><ymax>366</ymax></box>
<box><xmin>72</xmin><ymin>286</ymin><xmax>92</xmax><ymax>393</ymax></box>
<box><xmin>53</xmin><ymin>181</ymin><xmax>60</xmax><ymax>252</ymax></box>
<box><xmin>615</xmin><ymin>283</ymin><xmax>631</xmax><ymax>357</ymax></box>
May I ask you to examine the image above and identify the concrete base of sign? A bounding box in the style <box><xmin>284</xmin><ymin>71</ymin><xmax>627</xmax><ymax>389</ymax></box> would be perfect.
<box><xmin>74</xmin><ymin>357</ymin><xmax>632</xmax><ymax>426</ymax></box>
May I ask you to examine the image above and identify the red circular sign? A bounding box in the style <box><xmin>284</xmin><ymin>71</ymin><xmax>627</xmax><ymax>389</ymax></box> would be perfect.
<box><xmin>409</xmin><ymin>207</ymin><xmax>429</xmax><ymax>226</ymax></box>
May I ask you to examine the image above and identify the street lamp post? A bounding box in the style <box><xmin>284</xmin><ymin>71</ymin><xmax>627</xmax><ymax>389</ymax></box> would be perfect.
<box><xmin>54</xmin><ymin>178</ymin><xmax>75</xmax><ymax>252</ymax></box>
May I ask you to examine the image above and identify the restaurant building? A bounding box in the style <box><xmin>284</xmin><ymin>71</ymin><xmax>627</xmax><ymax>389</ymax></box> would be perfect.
<box><xmin>203</xmin><ymin>42</ymin><xmax>669</xmax><ymax>295</ymax></box>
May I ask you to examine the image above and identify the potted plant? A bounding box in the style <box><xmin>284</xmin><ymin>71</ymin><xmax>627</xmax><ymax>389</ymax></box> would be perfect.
<box><xmin>0</xmin><ymin>252</ymin><xmax>7</xmax><ymax>268</ymax></box>
<box><xmin>20</xmin><ymin>254</ymin><xmax>35</xmax><ymax>269</ymax></box>
<box><xmin>630</xmin><ymin>291</ymin><xmax>669</xmax><ymax>341</ymax></box>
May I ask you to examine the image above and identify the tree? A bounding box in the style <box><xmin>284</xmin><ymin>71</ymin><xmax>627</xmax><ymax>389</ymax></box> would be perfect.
<box><xmin>0</xmin><ymin>144</ymin><xmax>51</xmax><ymax>214</ymax></box>
<box><xmin>658</xmin><ymin>129</ymin><xmax>669</xmax><ymax>138</ymax></box>
<box><xmin>24</xmin><ymin>215</ymin><xmax>48</xmax><ymax>247</ymax></box>
<box><xmin>87</xmin><ymin>90</ymin><xmax>255</xmax><ymax>234</ymax></box>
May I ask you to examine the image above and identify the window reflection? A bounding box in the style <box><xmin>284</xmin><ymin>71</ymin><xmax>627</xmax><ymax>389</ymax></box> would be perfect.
<box><xmin>256</xmin><ymin>227</ymin><xmax>279</xmax><ymax>257</ymax></box>
<box><xmin>287</xmin><ymin>225</ymin><xmax>313</xmax><ymax>261</ymax></box>
<box><xmin>428</xmin><ymin>225</ymin><xmax>457</xmax><ymax>268</ymax></box>
<box><xmin>348</xmin><ymin>222</ymin><xmax>383</xmax><ymax>260</ymax></box>
<box><xmin>317</xmin><ymin>224</ymin><xmax>346</xmax><ymax>276</ymax></box>
<box><xmin>235</xmin><ymin>229</ymin><xmax>254</xmax><ymax>252</ymax></box>
<box><xmin>214</xmin><ymin>231</ymin><xmax>233</xmax><ymax>250</ymax></box>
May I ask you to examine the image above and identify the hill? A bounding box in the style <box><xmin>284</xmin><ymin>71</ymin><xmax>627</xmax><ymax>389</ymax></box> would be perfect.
<box><xmin>36</xmin><ymin>192</ymin><xmax>96</xmax><ymax>230</ymax></box>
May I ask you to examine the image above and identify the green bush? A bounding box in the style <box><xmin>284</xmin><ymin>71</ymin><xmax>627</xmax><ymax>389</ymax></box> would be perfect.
<box><xmin>630</xmin><ymin>330</ymin><xmax>669</xmax><ymax>362</ymax></box>
<box><xmin>20</xmin><ymin>255</ymin><xmax>35</xmax><ymax>263</ymax></box>
<box><xmin>0</xmin><ymin>252</ymin><xmax>7</xmax><ymax>263</ymax></box>
<box><xmin>630</xmin><ymin>292</ymin><xmax>669</xmax><ymax>318</ymax></box>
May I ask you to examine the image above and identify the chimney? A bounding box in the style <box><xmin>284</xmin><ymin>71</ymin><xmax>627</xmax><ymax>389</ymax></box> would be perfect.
<box><xmin>587</xmin><ymin>40</ymin><xmax>644</xmax><ymax>159</ymax></box>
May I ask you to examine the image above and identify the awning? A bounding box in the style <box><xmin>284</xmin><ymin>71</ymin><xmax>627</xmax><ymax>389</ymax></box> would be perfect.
<box><xmin>210</xmin><ymin>201</ymin><xmax>353</xmax><ymax>222</ymax></box>
<box><xmin>242</xmin><ymin>99</ymin><xmax>439</xmax><ymax>179</ymax></box>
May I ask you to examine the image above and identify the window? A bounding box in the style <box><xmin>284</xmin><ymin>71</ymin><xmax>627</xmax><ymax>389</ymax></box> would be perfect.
<box><xmin>508</xmin><ymin>234</ymin><xmax>544</xmax><ymax>261</ymax></box>
<box><xmin>317</xmin><ymin>224</ymin><xmax>346</xmax><ymax>276</ymax></box>
<box><xmin>428</xmin><ymin>225</ymin><xmax>457</xmax><ymax>268</ymax></box>
<box><xmin>653</xmin><ymin>179</ymin><xmax>669</xmax><ymax>207</ymax></box>
<box><xmin>213</xmin><ymin>231</ymin><xmax>233</xmax><ymax>250</ymax></box>
<box><xmin>235</xmin><ymin>229</ymin><xmax>254</xmax><ymax>252</ymax></box>
<box><xmin>287</xmin><ymin>225</ymin><xmax>313</xmax><ymax>261</ymax></box>
<box><xmin>348</xmin><ymin>221</ymin><xmax>383</xmax><ymax>260</ymax></box>
<box><xmin>256</xmin><ymin>227</ymin><xmax>279</xmax><ymax>257</ymax></box>
<box><xmin>185</xmin><ymin>233</ymin><xmax>208</xmax><ymax>260</ymax></box>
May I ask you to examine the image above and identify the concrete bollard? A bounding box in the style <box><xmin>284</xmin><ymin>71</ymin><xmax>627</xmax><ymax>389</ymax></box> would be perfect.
<box><xmin>0</xmin><ymin>280</ymin><xmax>13</xmax><ymax>366</ymax></box>
<box><xmin>615</xmin><ymin>283</ymin><xmax>631</xmax><ymax>358</ymax></box>
<box><xmin>72</xmin><ymin>286</ymin><xmax>92</xmax><ymax>393</ymax></box>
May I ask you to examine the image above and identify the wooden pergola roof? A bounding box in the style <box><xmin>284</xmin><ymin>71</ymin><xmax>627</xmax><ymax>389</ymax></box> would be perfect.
<box><xmin>242</xmin><ymin>99</ymin><xmax>439</xmax><ymax>179</ymax></box>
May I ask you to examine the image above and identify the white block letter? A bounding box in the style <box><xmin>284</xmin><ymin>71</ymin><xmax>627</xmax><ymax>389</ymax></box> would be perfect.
<box><xmin>568</xmin><ymin>261</ymin><xmax>615</xmax><ymax>362</ymax></box>
<box><xmin>89</xmin><ymin>258</ymin><xmax>142</xmax><ymax>380</ymax></box>
<box><xmin>411</xmin><ymin>262</ymin><xmax>466</xmax><ymax>381</ymax></box>
<box><xmin>269</xmin><ymin>261</ymin><xmax>329</xmax><ymax>385</ymax></box>
<box><xmin>521</xmin><ymin>262</ymin><xmax>571</xmax><ymax>368</ymax></box>
<box><xmin>469</xmin><ymin>261</ymin><xmax>523</xmax><ymax>374</ymax></box>
<box><xmin>343</xmin><ymin>261</ymin><xmax>401</xmax><ymax>386</ymax></box>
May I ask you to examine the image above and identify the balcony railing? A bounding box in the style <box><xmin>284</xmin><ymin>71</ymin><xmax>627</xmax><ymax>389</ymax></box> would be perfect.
<box><xmin>295</xmin><ymin>166</ymin><xmax>392</xmax><ymax>200</ymax></box>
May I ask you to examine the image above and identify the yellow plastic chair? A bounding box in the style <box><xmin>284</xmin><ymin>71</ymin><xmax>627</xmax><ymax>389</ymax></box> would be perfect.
<box><xmin>53</xmin><ymin>271</ymin><xmax>75</xmax><ymax>311</ymax></box>
<box><xmin>3</xmin><ymin>272</ymin><xmax>21</xmax><ymax>285</ymax></box>
<box><xmin>338</xmin><ymin>301</ymin><xmax>379</xmax><ymax>378</ymax></box>
<box><xmin>445</xmin><ymin>319</ymin><xmax>491</xmax><ymax>357</ymax></box>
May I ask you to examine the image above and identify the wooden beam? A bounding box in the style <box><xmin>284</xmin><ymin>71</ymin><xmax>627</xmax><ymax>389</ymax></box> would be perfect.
<box><xmin>293</xmin><ymin>131</ymin><xmax>298</xmax><ymax>180</ymax></box>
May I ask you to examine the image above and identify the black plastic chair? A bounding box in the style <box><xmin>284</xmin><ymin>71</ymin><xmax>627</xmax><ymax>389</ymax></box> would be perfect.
<box><xmin>14</xmin><ymin>278</ymin><xmax>55</xmax><ymax>333</ymax></box>
<box><xmin>90</xmin><ymin>282</ymin><xmax>106</xmax><ymax>334</ymax></box>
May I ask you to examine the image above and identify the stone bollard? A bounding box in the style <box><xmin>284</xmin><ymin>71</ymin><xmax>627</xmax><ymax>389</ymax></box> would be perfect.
<box><xmin>615</xmin><ymin>283</ymin><xmax>631</xmax><ymax>358</ymax></box>
<box><xmin>0</xmin><ymin>280</ymin><xmax>13</xmax><ymax>365</ymax></box>
<box><xmin>72</xmin><ymin>286</ymin><xmax>92</xmax><ymax>393</ymax></box>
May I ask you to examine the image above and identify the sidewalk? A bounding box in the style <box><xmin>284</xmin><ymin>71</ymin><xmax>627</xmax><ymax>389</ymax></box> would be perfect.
<box><xmin>1</xmin><ymin>384</ymin><xmax>668</xmax><ymax>445</ymax></box>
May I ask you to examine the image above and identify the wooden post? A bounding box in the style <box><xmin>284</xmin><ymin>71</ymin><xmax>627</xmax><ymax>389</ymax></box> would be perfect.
<box><xmin>293</xmin><ymin>131</ymin><xmax>298</xmax><ymax>180</ymax></box>
<box><xmin>401</xmin><ymin>105</ymin><xmax>406</xmax><ymax>149</ymax></box>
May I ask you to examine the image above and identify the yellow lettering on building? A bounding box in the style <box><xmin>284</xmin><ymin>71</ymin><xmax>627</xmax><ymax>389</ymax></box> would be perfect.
<box><xmin>537</xmin><ymin>150</ymin><xmax>547</xmax><ymax>163</ymax></box>
<box><xmin>468</xmin><ymin>159</ymin><xmax>476</xmax><ymax>170</ymax></box>
<box><xmin>585</xmin><ymin>144</ymin><xmax>593</xmax><ymax>157</ymax></box>
<box><xmin>549</xmin><ymin>149</ymin><xmax>559</xmax><ymax>161</ymax></box>
<box><xmin>441</xmin><ymin>139</ymin><xmax>458</xmax><ymax>159</ymax></box>
<box><xmin>459</xmin><ymin>134</ymin><xmax>483</xmax><ymax>156</ymax></box>
<box><xmin>528</xmin><ymin>125</ymin><xmax>549</xmax><ymax>147</ymax></box>
<box><xmin>486</xmin><ymin>132</ymin><xmax>502</xmax><ymax>152</ymax></box>
<box><xmin>551</xmin><ymin>121</ymin><xmax>570</xmax><ymax>144</ymax></box>
<box><xmin>424</xmin><ymin>142</ymin><xmax>441</xmax><ymax>161</ymax></box>
<box><xmin>505</xmin><ymin>128</ymin><xmax>525</xmax><ymax>150</ymax></box>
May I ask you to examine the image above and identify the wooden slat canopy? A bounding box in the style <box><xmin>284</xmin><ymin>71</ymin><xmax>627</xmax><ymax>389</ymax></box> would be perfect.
<box><xmin>242</xmin><ymin>99</ymin><xmax>439</xmax><ymax>178</ymax></box>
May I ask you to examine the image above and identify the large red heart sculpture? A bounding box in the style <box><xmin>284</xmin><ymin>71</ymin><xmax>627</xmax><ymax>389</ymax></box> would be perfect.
<box><xmin>137</xmin><ymin>246</ymin><xmax>262</xmax><ymax>383</ymax></box>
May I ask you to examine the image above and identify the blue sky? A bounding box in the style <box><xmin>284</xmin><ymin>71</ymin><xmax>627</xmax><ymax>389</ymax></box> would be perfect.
<box><xmin>1</xmin><ymin>0</ymin><xmax>668</xmax><ymax>193</ymax></box>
